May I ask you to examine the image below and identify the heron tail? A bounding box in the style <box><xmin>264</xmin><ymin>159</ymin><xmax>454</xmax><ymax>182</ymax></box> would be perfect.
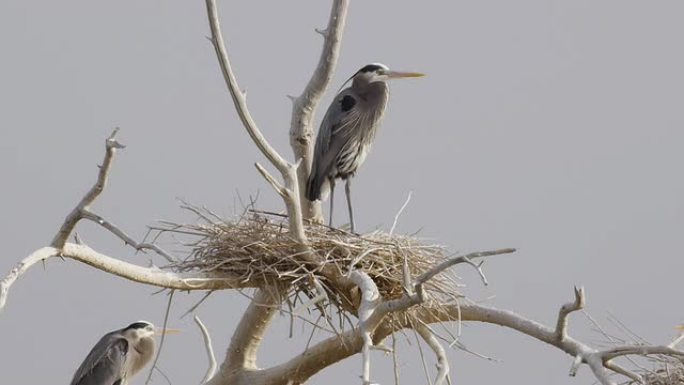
<box><xmin>306</xmin><ymin>173</ymin><xmax>323</xmax><ymax>201</ymax></box>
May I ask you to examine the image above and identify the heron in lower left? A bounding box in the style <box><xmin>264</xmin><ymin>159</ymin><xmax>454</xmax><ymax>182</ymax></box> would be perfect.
<box><xmin>70</xmin><ymin>321</ymin><xmax>179</xmax><ymax>385</ymax></box>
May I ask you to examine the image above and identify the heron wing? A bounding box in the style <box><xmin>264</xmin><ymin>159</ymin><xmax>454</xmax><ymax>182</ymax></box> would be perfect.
<box><xmin>70</xmin><ymin>332</ymin><xmax>129</xmax><ymax>385</ymax></box>
<box><xmin>311</xmin><ymin>90</ymin><xmax>363</xmax><ymax>180</ymax></box>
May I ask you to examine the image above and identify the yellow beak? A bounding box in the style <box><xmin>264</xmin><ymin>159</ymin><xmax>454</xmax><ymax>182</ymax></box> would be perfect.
<box><xmin>386</xmin><ymin>71</ymin><xmax>426</xmax><ymax>79</ymax></box>
<box><xmin>156</xmin><ymin>328</ymin><xmax>181</xmax><ymax>335</ymax></box>
<box><xmin>676</xmin><ymin>324</ymin><xmax>684</xmax><ymax>330</ymax></box>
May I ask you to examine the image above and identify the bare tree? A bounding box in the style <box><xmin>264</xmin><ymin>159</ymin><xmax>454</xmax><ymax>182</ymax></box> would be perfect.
<box><xmin>2</xmin><ymin>2</ymin><xmax>683</xmax><ymax>385</ymax></box>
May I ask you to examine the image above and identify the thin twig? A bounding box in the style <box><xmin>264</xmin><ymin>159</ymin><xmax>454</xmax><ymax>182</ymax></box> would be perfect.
<box><xmin>416</xmin><ymin>323</ymin><xmax>450</xmax><ymax>385</ymax></box>
<box><xmin>415</xmin><ymin>248</ymin><xmax>516</xmax><ymax>286</ymax></box>
<box><xmin>182</xmin><ymin>291</ymin><xmax>214</xmax><ymax>319</ymax></box>
<box><xmin>392</xmin><ymin>334</ymin><xmax>400</xmax><ymax>385</ymax></box>
<box><xmin>81</xmin><ymin>210</ymin><xmax>176</xmax><ymax>262</ymax></box>
<box><xmin>195</xmin><ymin>316</ymin><xmax>217</xmax><ymax>384</ymax></box>
<box><xmin>146</xmin><ymin>290</ymin><xmax>175</xmax><ymax>385</ymax></box>
<box><xmin>154</xmin><ymin>366</ymin><xmax>173</xmax><ymax>385</ymax></box>
<box><xmin>255</xmin><ymin>163</ymin><xmax>287</xmax><ymax>199</ymax></box>
<box><xmin>669</xmin><ymin>329</ymin><xmax>684</xmax><ymax>349</ymax></box>
<box><xmin>414</xmin><ymin>328</ymin><xmax>433</xmax><ymax>385</ymax></box>
<box><xmin>389</xmin><ymin>191</ymin><xmax>412</xmax><ymax>236</ymax></box>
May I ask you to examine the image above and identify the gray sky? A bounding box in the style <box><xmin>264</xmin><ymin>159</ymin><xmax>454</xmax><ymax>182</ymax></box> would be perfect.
<box><xmin>2</xmin><ymin>1</ymin><xmax>683</xmax><ymax>384</ymax></box>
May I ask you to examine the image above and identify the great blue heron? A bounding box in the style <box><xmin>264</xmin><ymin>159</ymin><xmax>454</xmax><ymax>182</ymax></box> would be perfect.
<box><xmin>305</xmin><ymin>63</ymin><xmax>424</xmax><ymax>233</ymax></box>
<box><xmin>70</xmin><ymin>321</ymin><xmax>179</xmax><ymax>385</ymax></box>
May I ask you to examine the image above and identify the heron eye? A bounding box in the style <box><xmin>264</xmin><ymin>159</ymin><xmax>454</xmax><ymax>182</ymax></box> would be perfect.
<box><xmin>340</xmin><ymin>95</ymin><xmax>356</xmax><ymax>112</ymax></box>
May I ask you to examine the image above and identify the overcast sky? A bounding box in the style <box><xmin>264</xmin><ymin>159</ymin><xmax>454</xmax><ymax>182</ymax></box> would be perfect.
<box><xmin>2</xmin><ymin>1</ymin><xmax>684</xmax><ymax>384</ymax></box>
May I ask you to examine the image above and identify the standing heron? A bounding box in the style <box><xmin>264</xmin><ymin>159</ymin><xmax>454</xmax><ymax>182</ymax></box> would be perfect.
<box><xmin>70</xmin><ymin>321</ymin><xmax>179</xmax><ymax>385</ymax></box>
<box><xmin>305</xmin><ymin>63</ymin><xmax>424</xmax><ymax>233</ymax></box>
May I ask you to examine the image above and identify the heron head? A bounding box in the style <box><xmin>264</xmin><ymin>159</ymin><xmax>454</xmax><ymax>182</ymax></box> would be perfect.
<box><xmin>124</xmin><ymin>320</ymin><xmax>181</xmax><ymax>340</ymax></box>
<box><xmin>352</xmin><ymin>63</ymin><xmax>425</xmax><ymax>85</ymax></box>
<box><xmin>124</xmin><ymin>321</ymin><xmax>156</xmax><ymax>340</ymax></box>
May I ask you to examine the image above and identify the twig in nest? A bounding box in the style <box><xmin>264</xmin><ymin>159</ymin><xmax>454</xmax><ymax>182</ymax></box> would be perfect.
<box><xmin>390</xmin><ymin>191</ymin><xmax>412</xmax><ymax>236</ymax></box>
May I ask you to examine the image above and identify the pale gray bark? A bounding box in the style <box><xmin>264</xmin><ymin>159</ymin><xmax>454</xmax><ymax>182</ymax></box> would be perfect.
<box><xmin>3</xmin><ymin>2</ymin><xmax>683</xmax><ymax>385</ymax></box>
<box><xmin>207</xmin><ymin>289</ymin><xmax>283</xmax><ymax>385</ymax></box>
<box><xmin>205</xmin><ymin>0</ymin><xmax>306</xmax><ymax>243</ymax></box>
<box><xmin>289</xmin><ymin>0</ymin><xmax>349</xmax><ymax>223</ymax></box>
<box><xmin>195</xmin><ymin>316</ymin><xmax>218</xmax><ymax>384</ymax></box>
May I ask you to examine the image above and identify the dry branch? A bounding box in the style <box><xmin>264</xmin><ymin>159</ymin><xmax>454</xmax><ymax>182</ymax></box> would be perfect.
<box><xmin>51</xmin><ymin>128</ymin><xmax>124</xmax><ymax>249</ymax></box>
<box><xmin>261</xmin><ymin>287</ymin><xmax>684</xmax><ymax>385</ymax></box>
<box><xmin>0</xmin><ymin>243</ymin><xmax>247</xmax><ymax>312</ymax></box>
<box><xmin>204</xmin><ymin>0</ymin><xmax>306</xmax><ymax>243</ymax></box>
<box><xmin>204</xmin><ymin>0</ymin><xmax>287</xmax><ymax>175</ymax></box>
<box><xmin>145</xmin><ymin>290</ymin><xmax>175</xmax><ymax>385</ymax></box>
<box><xmin>416</xmin><ymin>323</ymin><xmax>450</xmax><ymax>385</ymax></box>
<box><xmin>289</xmin><ymin>0</ymin><xmax>349</xmax><ymax>222</ymax></box>
<box><xmin>555</xmin><ymin>286</ymin><xmax>585</xmax><ymax>341</ymax></box>
<box><xmin>4</xmin><ymin>2</ymin><xmax>683</xmax><ymax>385</ymax></box>
<box><xmin>0</xmin><ymin>130</ymin><xmax>242</xmax><ymax>313</ymax></box>
<box><xmin>81</xmin><ymin>211</ymin><xmax>176</xmax><ymax>262</ymax></box>
<box><xmin>195</xmin><ymin>316</ymin><xmax>217</xmax><ymax>384</ymax></box>
<box><xmin>349</xmin><ymin>270</ymin><xmax>381</xmax><ymax>384</ymax></box>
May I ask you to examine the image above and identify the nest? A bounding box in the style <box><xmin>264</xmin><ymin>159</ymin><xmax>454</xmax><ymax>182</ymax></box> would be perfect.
<box><xmin>166</xmin><ymin>210</ymin><xmax>462</xmax><ymax>324</ymax></box>
<box><xmin>627</xmin><ymin>361</ymin><xmax>684</xmax><ymax>385</ymax></box>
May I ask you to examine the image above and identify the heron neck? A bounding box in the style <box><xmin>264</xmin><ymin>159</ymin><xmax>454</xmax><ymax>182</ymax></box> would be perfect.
<box><xmin>131</xmin><ymin>337</ymin><xmax>156</xmax><ymax>375</ymax></box>
<box><xmin>351</xmin><ymin>81</ymin><xmax>389</xmax><ymax>102</ymax></box>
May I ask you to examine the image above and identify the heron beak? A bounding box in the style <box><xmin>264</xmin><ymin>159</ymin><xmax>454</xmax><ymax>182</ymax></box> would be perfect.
<box><xmin>156</xmin><ymin>328</ymin><xmax>181</xmax><ymax>335</ymax></box>
<box><xmin>676</xmin><ymin>324</ymin><xmax>684</xmax><ymax>330</ymax></box>
<box><xmin>386</xmin><ymin>71</ymin><xmax>425</xmax><ymax>79</ymax></box>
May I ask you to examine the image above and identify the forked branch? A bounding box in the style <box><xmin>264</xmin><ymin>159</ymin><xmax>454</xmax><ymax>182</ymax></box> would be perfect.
<box><xmin>51</xmin><ymin>128</ymin><xmax>124</xmax><ymax>249</ymax></box>
<box><xmin>0</xmin><ymin>131</ymin><xmax>249</xmax><ymax>313</ymax></box>
<box><xmin>47</xmin><ymin>128</ymin><xmax>176</xmax><ymax>263</ymax></box>
<box><xmin>415</xmin><ymin>323</ymin><xmax>450</xmax><ymax>385</ymax></box>
<box><xmin>6</xmin><ymin>2</ymin><xmax>683</xmax><ymax>385</ymax></box>
<box><xmin>204</xmin><ymin>1</ymin><xmax>288</xmax><ymax>174</ymax></box>
<box><xmin>80</xmin><ymin>211</ymin><xmax>176</xmax><ymax>262</ymax></box>
<box><xmin>265</xmin><ymin>285</ymin><xmax>684</xmax><ymax>385</ymax></box>
<box><xmin>204</xmin><ymin>0</ymin><xmax>306</xmax><ymax>243</ymax></box>
<box><xmin>555</xmin><ymin>286</ymin><xmax>585</xmax><ymax>341</ymax></box>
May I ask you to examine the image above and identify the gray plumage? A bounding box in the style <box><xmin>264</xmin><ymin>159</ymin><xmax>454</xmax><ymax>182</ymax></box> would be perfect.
<box><xmin>306</xmin><ymin>63</ymin><xmax>424</xmax><ymax>232</ymax></box>
<box><xmin>70</xmin><ymin>321</ymin><xmax>158</xmax><ymax>385</ymax></box>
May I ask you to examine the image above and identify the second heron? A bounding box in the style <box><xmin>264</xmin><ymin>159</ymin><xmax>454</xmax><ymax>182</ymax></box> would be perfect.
<box><xmin>306</xmin><ymin>63</ymin><xmax>424</xmax><ymax>233</ymax></box>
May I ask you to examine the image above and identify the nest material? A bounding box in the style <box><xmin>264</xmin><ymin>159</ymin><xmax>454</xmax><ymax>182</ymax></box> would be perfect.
<box><xmin>169</xmin><ymin>211</ymin><xmax>462</xmax><ymax>319</ymax></box>
<box><xmin>628</xmin><ymin>362</ymin><xmax>684</xmax><ymax>385</ymax></box>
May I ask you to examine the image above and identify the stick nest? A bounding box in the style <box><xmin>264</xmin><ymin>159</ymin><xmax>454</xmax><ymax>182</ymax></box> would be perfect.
<box><xmin>629</xmin><ymin>361</ymin><xmax>684</xmax><ymax>385</ymax></box>
<box><xmin>167</xmin><ymin>210</ymin><xmax>462</xmax><ymax>320</ymax></box>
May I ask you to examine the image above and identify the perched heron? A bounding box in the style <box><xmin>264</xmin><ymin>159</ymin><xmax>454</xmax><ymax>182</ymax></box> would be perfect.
<box><xmin>70</xmin><ymin>321</ymin><xmax>179</xmax><ymax>385</ymax></box>
<box><xmin>305</xmin><ymin>63</ymin><xmax>424</xmax><ymax>233</ymax></box>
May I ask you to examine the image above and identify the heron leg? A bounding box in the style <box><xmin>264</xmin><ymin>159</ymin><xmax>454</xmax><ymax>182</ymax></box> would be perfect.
<box><xmin>328</xmin><ymin>178</ymin><xmax>335</xmax><ymax>228</ymax></box>
<box><xmin>345</xmin><ymin>178</ymin><xmax>356</xmax><ymax>233</ymax></box>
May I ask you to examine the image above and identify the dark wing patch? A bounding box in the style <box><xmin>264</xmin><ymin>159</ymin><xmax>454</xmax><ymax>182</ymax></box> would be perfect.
<box><xmin>340</xmin><ymin>95</ymin><xmax>356</xmax><ymax>112</ymax></box>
